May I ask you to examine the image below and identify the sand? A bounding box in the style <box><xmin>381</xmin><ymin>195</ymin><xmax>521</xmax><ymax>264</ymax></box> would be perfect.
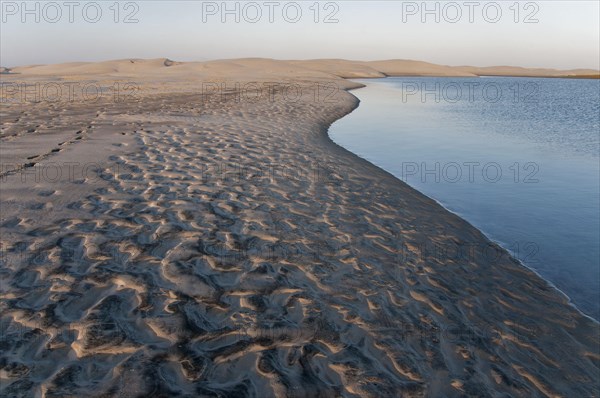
<box><xmin>5</xmin><ymin>57</ymin><xmax>599</xmax><ymax>79</ymax></box>
<box><xmin>1</xmin><ymin>58</ymin><xmax>599</xmax><ymax>397</ymax></box>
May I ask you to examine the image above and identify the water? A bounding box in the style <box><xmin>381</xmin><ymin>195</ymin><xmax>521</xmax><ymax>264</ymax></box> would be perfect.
<box><xmin>329</xmin><ymin>77</ymin><xmax>600</xmax><ymax>320</ymax></box>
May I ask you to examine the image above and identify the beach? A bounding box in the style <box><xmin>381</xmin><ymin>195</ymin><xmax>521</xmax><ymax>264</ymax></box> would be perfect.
<box><xmin>1</xmin><ymin>59</ymin><xmax>599</xmax><ymax>397</ymax></box>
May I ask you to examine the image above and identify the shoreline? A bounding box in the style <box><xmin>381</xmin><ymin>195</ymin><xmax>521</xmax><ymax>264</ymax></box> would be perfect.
<box><xmin>1</xmin><ymin>59</ymin><xmax>599</xmax><ymax>396</ymax></box>
<box><xmin>333</xmin><ymin>81</ymin><xmax>600</xmax><ymax>325</ymax></box>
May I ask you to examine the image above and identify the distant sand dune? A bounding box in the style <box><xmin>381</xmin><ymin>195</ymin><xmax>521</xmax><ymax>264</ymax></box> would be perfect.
<box><xmin>6</xmin><ymin>57</ymin><xmax>599</xmax><ymax>79</ymax></box>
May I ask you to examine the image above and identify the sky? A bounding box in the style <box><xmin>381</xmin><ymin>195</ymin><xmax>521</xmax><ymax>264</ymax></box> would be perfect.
<box><xmin>1</xmin><ymin>1</ymin><xmax>599</xmax><ymax>69</ymax></box>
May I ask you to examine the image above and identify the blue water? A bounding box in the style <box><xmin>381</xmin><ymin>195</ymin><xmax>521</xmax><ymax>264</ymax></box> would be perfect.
<box><xmin>329</xmin><ymin>77</ymin><xmax>600</xmax><ymax>320</ymax></box>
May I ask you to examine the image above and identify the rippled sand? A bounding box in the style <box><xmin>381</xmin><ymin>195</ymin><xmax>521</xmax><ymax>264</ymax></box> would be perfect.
<box><xmin>1</xmin><ymin>59</ymin><xmax>598</xmax><ymax>397</ymax></box>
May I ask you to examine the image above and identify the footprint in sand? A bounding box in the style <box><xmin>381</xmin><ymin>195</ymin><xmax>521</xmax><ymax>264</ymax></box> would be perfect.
<box><xmin>38</xmin><ymin>190</ymin><xmax>56</xmax><ymax>197</ymax></box>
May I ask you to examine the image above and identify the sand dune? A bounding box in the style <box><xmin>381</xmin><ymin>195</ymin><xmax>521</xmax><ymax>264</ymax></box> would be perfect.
<box><xmin>288</xmin><ymin>60</ymin><xmax>387</xmax><ymax>78</ymax></box>
<box><xmin>7</xmin><ymin>57</ymin><xmax>599</xmax><ymax>79</ymax></box>
<box><xmin>9</xmin><ymin>58</ymin><xmax>180</xmax><ymax>76</ymax></box>
<box><xmin>0</xmin><ymin>59</ymin><xmax>599</xmax><ymax>397</ymax></box>
<box><xmin>455</xmin><ymin>65</ymin><xmax>600</xmax><ymax>78</ymax></box>
<box><xmin>366</xmin><ymin>60</ymin><xmax>478</xmax><ymax>77</ymax></box>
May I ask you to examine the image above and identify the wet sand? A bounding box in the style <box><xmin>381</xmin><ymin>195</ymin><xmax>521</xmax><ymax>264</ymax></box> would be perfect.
<box><xmin>1</xmin><ymin>59</ymin><xmax>599</xmax><ymax>397</ymax></box>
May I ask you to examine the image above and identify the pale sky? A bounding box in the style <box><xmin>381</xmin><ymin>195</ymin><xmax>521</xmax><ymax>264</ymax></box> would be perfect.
<box><xmin>1</xmin><ymin>1</ymin><xmax>599</xmax><ymax>69</ymax></box>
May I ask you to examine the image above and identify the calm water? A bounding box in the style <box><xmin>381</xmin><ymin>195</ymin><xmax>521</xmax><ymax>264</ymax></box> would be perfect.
<box><xmin>329</xmin><ymin>77</ymin><xmax>600</xmax><ymax>320</ymax></box>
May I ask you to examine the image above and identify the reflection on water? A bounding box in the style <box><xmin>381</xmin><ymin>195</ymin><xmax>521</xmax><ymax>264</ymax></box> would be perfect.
<box><xmin>330</xmin><ymin>77</ymin><xmax>600</xmax><ymax>320</ymax></box>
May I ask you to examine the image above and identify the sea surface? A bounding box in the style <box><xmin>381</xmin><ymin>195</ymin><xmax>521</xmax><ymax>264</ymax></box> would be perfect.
<box><xmin>329</xmin><ymin>77</ymin><xmax>600</xmax><ymax>320</ymax></box>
